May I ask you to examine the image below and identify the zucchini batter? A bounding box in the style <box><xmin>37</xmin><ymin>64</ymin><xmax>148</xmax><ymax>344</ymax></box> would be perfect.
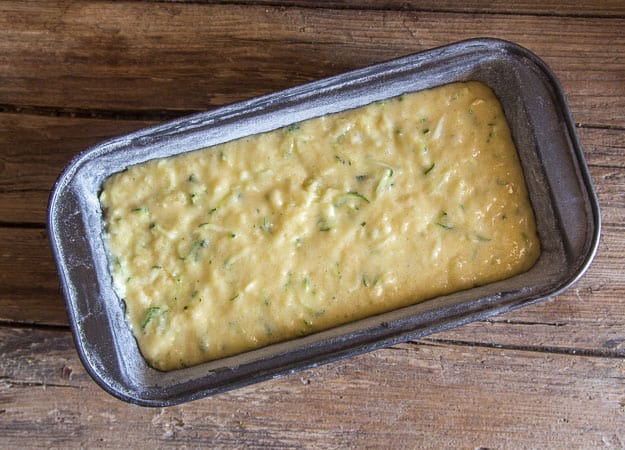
<box><xmin>100</xmin><ymin>81</ymin><xmax>540</xmax><ymax>370</ymax></box>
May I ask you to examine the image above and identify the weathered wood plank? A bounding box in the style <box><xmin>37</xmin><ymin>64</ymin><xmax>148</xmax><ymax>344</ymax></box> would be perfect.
<box><xmin>1</xmin><ymin>326</ymin><xmax>623</xmax><ymax>447</ymax></box>
<box><xmin>0</xmin><ymin>2</ymin><xmax>623</xmax><ymax>126</ymax></box>
<box><xmin>167</xmin><ymin>0</ymin><xmax>625</xmax><ymax>17</ymax></box>
<box><xmin>0</xmin><ymin>113</ymin><xmax>154</xmax><ymax>224</ymax></box>
<box><xmin>0</xmin><ymin>228</ymin><xmax>66</xmax><ymax>326</ymax></box>
<box><xmin>578</xmin><ymin>127</ymin><xmax>625</xmax><ymax>170</ymax></box>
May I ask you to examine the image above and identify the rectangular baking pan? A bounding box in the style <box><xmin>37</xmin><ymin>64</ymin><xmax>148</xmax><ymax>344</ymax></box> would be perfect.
<box><xmin>48</xmin><ymin>38</ymin><xmax>600</xmax><ymax>406</ymax></box>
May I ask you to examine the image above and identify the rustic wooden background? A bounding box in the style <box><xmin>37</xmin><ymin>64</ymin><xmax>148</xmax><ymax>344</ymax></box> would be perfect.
<box><xmin>1</xmin><ymin>1</ymin><xmax>624</xmax><ymax>447</ymax></box>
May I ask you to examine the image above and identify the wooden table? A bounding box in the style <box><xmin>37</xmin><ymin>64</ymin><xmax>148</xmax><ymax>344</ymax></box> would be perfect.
<box><xmin>1</xmin><ymin>1</ymin><xmax>624</xmax><ymax>447</ymax></box>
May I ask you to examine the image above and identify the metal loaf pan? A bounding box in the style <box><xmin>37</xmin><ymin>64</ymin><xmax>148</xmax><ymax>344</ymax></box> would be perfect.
<box><xmin>48</xmin><ymin>38</ymin><xmax>600</xmax><ymax>406</ymax></box>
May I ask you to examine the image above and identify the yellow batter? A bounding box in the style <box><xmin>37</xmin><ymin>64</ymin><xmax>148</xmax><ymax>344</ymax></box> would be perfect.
<box><xmin>100</xmin><ymin>81</ymin><xmax>540</xmax><ymax>370</ymax></box>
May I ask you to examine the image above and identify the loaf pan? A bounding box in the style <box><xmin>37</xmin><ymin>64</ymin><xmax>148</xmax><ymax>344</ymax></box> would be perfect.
<box><xmin>48</xmin><ymin>38</ymin><xmax>600</xmax><ymax>406</ymax></box>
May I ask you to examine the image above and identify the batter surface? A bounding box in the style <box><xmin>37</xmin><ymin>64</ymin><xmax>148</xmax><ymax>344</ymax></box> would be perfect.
<box><xmin>100</xmin><ymin>81</ymin><xmax>540</xmax><ymax>370</ymax></box>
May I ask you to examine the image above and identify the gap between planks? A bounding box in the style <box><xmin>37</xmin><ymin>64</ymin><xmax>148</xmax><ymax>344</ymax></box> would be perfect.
<box><xmin>412</xmin><ymin>338</ymin><xmax>625</xmax><ymax>360</ymax></box>
<box><xmin>148</xmin><ymin>0</ymin><xmax>625</xmax><ymax>19</ymax></box>
<box><xmin>1</xmin><ymin>103</ymin><xmax>622</xmax><ymax>134</ymax></box>
<box><xmin>0</xmin><ymin>103</ymin><xmax>196</xmax><ymax>122</ymax></box>
<box><xmin>0</xmin><ymin>320</ymin><xmax>621</xmax><ymax>360</ymax></box>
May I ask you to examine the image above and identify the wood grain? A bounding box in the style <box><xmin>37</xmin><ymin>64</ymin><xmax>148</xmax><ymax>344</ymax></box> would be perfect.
<box><xmin>172</xmin><ymin>0</ymin><xmax>625</xmax><ymax>17</ymax></box>
<box><xmin>0</xmin><ymin>113</ymin><xmax>153</xmax><ymax>224</ymax></box>
<box><xmin>0</xmin><ymin>228</ymin><xmax>65</xmax><ymax>326</ymax></box>
<box><xmin>1</xmin><ymin>326</ymin><xmax>624</xmax><ymax>447</ymax></box>
<box><xmin>0</xmin><ymin>2</ymin><xmax>623</xmax><ymax>126</ymax></box>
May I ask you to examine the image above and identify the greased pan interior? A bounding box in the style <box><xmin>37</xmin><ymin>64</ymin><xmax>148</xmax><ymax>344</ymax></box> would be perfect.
<box><xmin>48</xmin><ymin>38</ymin><xmax>600</xmax><ymax>406</ymax></box>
